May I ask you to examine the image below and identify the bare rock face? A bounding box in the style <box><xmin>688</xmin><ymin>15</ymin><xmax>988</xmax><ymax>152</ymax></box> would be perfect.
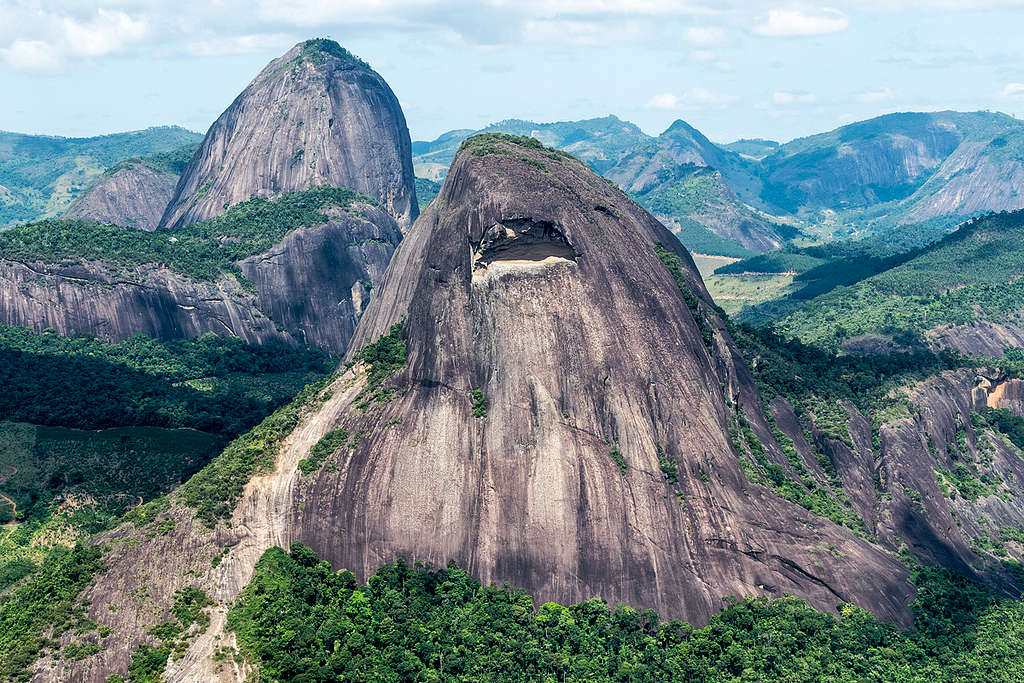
<box><xmin>239</xmin><ymin>203</ymin><xmax>402</xmax><ymax>352</ymax></box>
<box><xmin>0</xmin><ymin>203</ymin><xmax>402</xmax><ymax>354</ymax></box>
<box><xmin>46</xmin><ymin>138</ymin><xmax>923</xmax><ymax>682</ymax></box>
<box><xmin>927</xmin><ymin>321</ymin><xmax>1024</xmax><ymax>357</ymax></box>
<box><xmin>0</xmin><ymin>257</ymin><xmax>289</xmax><ymax>344</ymax></box>
<box><xmin>63</xmin><ymin>161</ymin><xmax>178</xmax><ymax>231</ymax></box>
<box><xmin>868</xmin><ymin>371</ymin><xmax>1024</xmax><ymax>596</ymax></box>
<box><xmin>300</xmin><ymin>137</ymin><xmax>914</xmax><ymax>626</ymax></box>
<box><xmin>160</xmin><ymin>40</ymin><xmax>417</xmax><ymax>230</ymax></box>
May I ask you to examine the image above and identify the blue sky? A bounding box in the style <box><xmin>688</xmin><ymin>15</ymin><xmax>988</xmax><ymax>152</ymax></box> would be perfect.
<box><xmin>2</xmin><ymin>1</ymin><xmax>1024</xmax><ymax>144</ymax></box>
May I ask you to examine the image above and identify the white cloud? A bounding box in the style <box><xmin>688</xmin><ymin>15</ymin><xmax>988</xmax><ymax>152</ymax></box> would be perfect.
<box><xmin>684</xmin><ymin>26</ymin><xmax>725</xmax><ymax>45</ymax></box>
<box><xmin>773</xmin><ymin>91</ymin><xmax>816</xmax><ymax>105</ymax></box>
<box><xmin>0</xmin><ymin>8</ymin><xmax>147</xmax><ymax>73</ymax></box>
<box><xmin>61</xmin><ymin>9</ymin><xmax>147</xmax><ymax>58</ymax></box>
<box><xmin>187</xmin><ymin>34</ymin><xmax>296</xmax><ymax>58</ymax></box>
<box><xmin>753</xmin><ymin>8</ymin><xmax>849</xmax><ymax>37</ymax></box>
<box><xmin>646</xmin><ymin>87</ymin><xmax>737</xmax><ymax>110</ymax></box>
<box><xmin>646</xmin><ymin>92</ymin><xmax>681</xmax><ymax>109</ymax></box>
<box><xmin>1002</xmin><ymin>83</ymin><xmax>1024</xmax><ymax>98</ymax></box>
<box><xmin>857</xmin><ymin>87</ymin><xmax>895</xmax><ymax>102</ymax></box>
<box><xmin>1</xmin><ymin>40</ymin><xmax>63</xmax><ymax>73</ymax></box>
<box><xmin>524</xmin><ymin>18</ymin><xmax>648</xmax><ymax>45</ymax></box>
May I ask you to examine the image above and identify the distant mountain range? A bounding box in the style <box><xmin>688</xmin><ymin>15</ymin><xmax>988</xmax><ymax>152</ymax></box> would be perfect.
<box><xmin>5</xmin><ymin>111</ymin><xmax>1024</xmax><ymax>257</ymax></box>
<box><xmin>413</xmin><ymin>111</ymin><xmax>1024</xmax><ymax>254</ymax></box>
<box><xmin>0</xmin><ymin>127</ymin><xmax>202</xmax><ymax>227</ymax></box>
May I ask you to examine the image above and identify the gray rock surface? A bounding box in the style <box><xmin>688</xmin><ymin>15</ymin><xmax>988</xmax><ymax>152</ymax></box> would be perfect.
<box><xmin>160</xmin><ymin>40</ymin><xmax>417</xmax><ymax>230</ymax></box>
<box><xmin>0</xmin><ymin>203</ymin><xmax>401</xmax><ymax>354</ymax></box>
<box><xmin>39</xmin><ymin>139</ymin><xmax>931</xmax><ymax>682</ymax></box>
<box><xmin>63</xmin><ymin>162</ymin><xmax>178</xmax><ymax>231</ymax></box>
<box><xmin>303</xmin><ymin>138</ymin><xmax>915</xmax><ymax>627</ymax></box>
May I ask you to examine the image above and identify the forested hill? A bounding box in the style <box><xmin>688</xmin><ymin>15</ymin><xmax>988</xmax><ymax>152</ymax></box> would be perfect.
<box><xmin>0</xmin><ymin>127</ymin><xmax>202</xmax><ymax>227</ymax></box>
<box><xmin>775</xmin><ymin>210</ymin><xmax>1024</xmax><ymax>355</ymax></box>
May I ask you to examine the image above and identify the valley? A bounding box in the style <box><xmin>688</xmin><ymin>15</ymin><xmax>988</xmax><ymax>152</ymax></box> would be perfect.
<box><xmin>3</xmin><ymin>32</ymin><xmax>1024</xmax><ymax>683</ymax></box>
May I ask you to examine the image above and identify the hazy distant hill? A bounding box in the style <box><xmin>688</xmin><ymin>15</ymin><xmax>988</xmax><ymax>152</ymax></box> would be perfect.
<box><xmin>415</xmin><ymin>110</ymin><xmax>1024</xmax><ymax>255</ymax></box>
<box><xmin>720</xmin><ymin>138</ymin><xmax>780</xmax><ymax>159</ymax></box>
<box><xmin>412</xmin><ymin>115</ymin><xmax>648</xmax><ymax>180</ymax></box>
<box><xmin>774</xmin><ymin>210</ymin><xmax>1024</xmax><ymax>355</ymax></box>
<box><xmin>62</xmin><ymin>145</ymin><xmax>198</xmax><ymax>231</ymax></box>
<box><xmin>413</xmin><ymin>117</ymin><xmax>787</xmax><ymax>253</ymax></box>
<box><xmin>757</xmin><ymin>111</ymin><xmax>1024</xmax><ymax>240</ymax></box>
<box><xmin>0</xmin><ymin>126</ymin><xmax>202</xmax><ymax>227</ymax></box>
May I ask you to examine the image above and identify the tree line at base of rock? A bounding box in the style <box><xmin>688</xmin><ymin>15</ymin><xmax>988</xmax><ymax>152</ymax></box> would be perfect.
<box><xmin>221</xmin><ymin>543</ymin><xmax>1024</xmax><ymax>683</ymax></box>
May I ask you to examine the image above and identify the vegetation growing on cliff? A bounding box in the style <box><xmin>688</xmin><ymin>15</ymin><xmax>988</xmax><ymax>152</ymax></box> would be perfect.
<box><xmin>352</xmin><ymin>322</ymin><xmax>407</xmax><ymax>407</ymax></box>
<box><xmin>127</xmin><ymin>587</ymin><xmax>215</xmax><ymax>680</ymax></box>
<box><xmin>0</xmin><ymin>185</ymin><xmax>373</xmax><ymax>284</ymax></box>
<box><xmin>653</xmin><ymin>244</ymin><xmax>716</xmax><ymax>348</ymax></box>
<box><xmin>458</xmin><ymin>133</ymin><xmax>576</xmax><ymax>163</ymax></box>
<box><xmin>773</xmin><ymin>210</ymin><xmax>1024</xmax><ymax>351</ymax></box>
<box><xmin>179</xmin><ymin>374</ymin><xmax>336</xmax><ymax>526</ymax></box>
<box><xmin>298</xmin><ymin>429</ymin><xmax>349</xmax><ymax>476</ymax></box>
<box><xmin>103</xmin><ymin>144</ymin><xmax>198</xmax><ymax>178</ymax></box>
<box><xmin>226</xmin><ymin>543</ymin><xmax>1024</xmax><ymax>682</ymax></box>
<box><xmin>0</xmin><ymin>544</ymin><xmax>105</xmax><ymax>681</ymax></box>
<box><xmin>973</xmin><ymin>406</ymin><xmax>1024</xmax><ymax>451</ymax></box>
<box><xmin>298</xmin><ymin>39</ymin><xmax>370</xmax><ymax>70</ymax></box>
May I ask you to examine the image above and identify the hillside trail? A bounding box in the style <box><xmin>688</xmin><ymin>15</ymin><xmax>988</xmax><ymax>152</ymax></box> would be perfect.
<box><xmin>0</xmin><ymin>491</ymin><xmax>17</xmax><ymax>525</ymax></box>
<box><xmin>0</xmin><ymin>466</ymin><xmax>19</xmax><ymax>523</ymax></box>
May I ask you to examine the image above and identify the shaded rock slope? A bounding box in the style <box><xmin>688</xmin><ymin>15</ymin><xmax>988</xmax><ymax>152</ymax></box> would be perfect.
<box><xmin>1</xmin><ymin>42</ymin><xmax>418</xmax><ymax>356</ymax></box>
<box><xmin>307</xmin><ymin>135</ymin><xmax>910</xmax><ymax>626</ymax></box>
<box><xmin>43</xmin><ymin>136</ymin><xmax>930</xmax><ymax>681</ymax></box>
<box><xmin>62</xmin><ymin>146</ymin><xmax>197</xmax><ymax>231</ymax></box>
<box><xmin>160</xmin><ymin>39</ymin><xmax>417</xmax><ymax>230</ymax></box>
<box><xmin>0</xmin><ymin>196</ymin><xmax>401</xmax><ymax>354</ymax></box>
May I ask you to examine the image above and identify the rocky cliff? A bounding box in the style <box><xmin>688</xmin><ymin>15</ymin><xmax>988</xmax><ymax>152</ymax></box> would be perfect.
<box><xmin>160</xmin><ymin>40</ymin><xmax>417</xmax><ymax>230</ymax></box>
<box><xmin>302</xmin><ymin>135</ymin><xmax>910</xmax><ymax>625</ymax></box>
<box><xmin>42</xmin><ymin>136</ymin><xmax>927</xmax><ymax>682</ymax></box>
<box><xmin>0</xmin><ymin>200</ymin><xmax>401</xmax><ymax>355</ymax></box>
<box><xmin>62</xmin><ymin>160</ymin><xmax>179</xmax><ymax>231</ymax></box>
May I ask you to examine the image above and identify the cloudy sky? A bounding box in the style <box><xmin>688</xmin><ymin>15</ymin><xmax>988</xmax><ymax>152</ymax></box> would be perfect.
<box><xmin>2</xmin><ymin>1</ymin><xmax>1024</xmax><ymax>144</ymax></box>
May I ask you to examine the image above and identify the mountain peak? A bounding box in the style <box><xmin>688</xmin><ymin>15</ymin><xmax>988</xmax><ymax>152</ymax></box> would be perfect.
<box><xmin>457</xmin><ymin>131</ymin><xmax>576</xmax><ymax>160</ymax></box>
<box><xmin>293</xmin><ymin>38</ymin><xmax>371</xmax><ymax>70</ymax></box>
<box><xmin>159</xmin><ymin>39</ymin><xmax>416</xmax><ymax>229</ymax></box>
<box><xmin>661</xmin><ymin>118</ymin><xmax>709</xmax><ymax>140</ymax></box>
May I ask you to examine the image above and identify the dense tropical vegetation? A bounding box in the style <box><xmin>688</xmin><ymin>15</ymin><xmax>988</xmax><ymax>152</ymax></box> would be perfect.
<box><xmin>225</xmin><ymin>543</ymin><xmax>1024</xmax><ymax>682</ymax></box>
<box><xmin>0</xmin><ymin>323</ymin><xmax>334</xmax><ymax>672</ymax></box>
<box><xmin>414</xmin><ymin>177</ymin><xmax>441</xmax><ymax>211</ymax></box>
<box><xmin>0</xmin><ymin>185</ymin><xmax>371</xmax><ymax>284</ymax></box>
<box><xmin>0</xmin><ymin>325</ymin><xmax>332</xmax><ymax>434</ymax></box>
<box><xmin>774</xmin><ymin>210</ymin><xmax>1024</xmax><ymax>351</ymax></box>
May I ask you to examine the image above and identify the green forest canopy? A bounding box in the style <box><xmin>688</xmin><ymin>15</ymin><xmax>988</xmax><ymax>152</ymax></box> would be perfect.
<box><xmin>224</xmin><ymin>543</ymin><xmax>1024</xmax><ymax>683</ymax></box>
<box><xmin>0</xmin><ymin>185</ymin><xmax>371</xmax><ymax>283</ymax></box>
<box><xmin>774</xmin><ymin>210</ymin><xmax>1024</xmax><ymax>350</ymax></box>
